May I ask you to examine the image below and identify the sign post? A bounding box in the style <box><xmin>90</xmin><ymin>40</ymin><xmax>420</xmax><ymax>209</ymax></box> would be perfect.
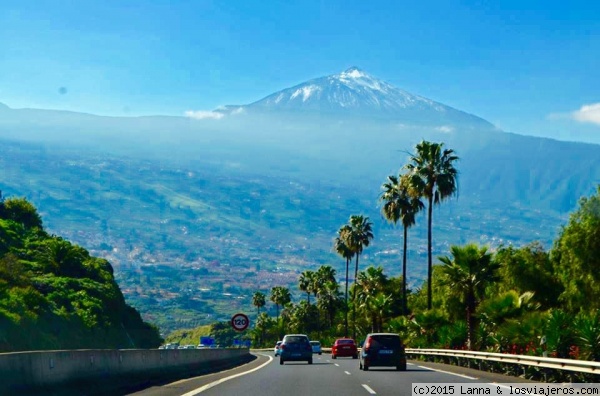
<box><xmin>231</xmin><ymin>313</ymin><xmax>250</xmax><ymax>332</ymax></box>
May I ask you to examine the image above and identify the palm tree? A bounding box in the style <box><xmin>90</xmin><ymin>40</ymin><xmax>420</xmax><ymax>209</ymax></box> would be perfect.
<box><xmin>315</xmin><ymin>265</ymin><xmax>336</xmax><ymax>295</ymax></box>
<box><xmin>312</xmin><ymin>265</ymin><xmax>337</xmax><ymax>337</ymax></box>
<box><xmin>37</xmin><ymin>237</ymin><xmax>87</xmax><ymax>277</ymax></box>
<box><xmin>317</xmin><ymin>280</ymin><xmax>342</xmax><ymax>328</ymax></box>
<box><xmin>252</xmin><ymin>291</ymin><xmax>266</xmax><ymax>318</ymax></box>
<box><xmin>356</xmin><ymin>266</ymin><xmax>390</xmax><ymax>332</ymax></box>
<box><xmin>334</xmin><ymin>225</ymin><xmax>354</xmax><ymax>337</ymax></box>
<box><xmin>404</xmin><ymin>140</ymin><xmax>459</xmax><ymax>310</ymax></box>
<box><xmin>270</xmin><ymin>286</ymin><xmax>291</xmax><ymax>323</ymax></box>
<box><xmin>380</xmin><ymin>174</ymin><xmax>424</xmax><ymax>315</ymax></box>
<box><xmin>439</xmin><ymin>244</ymin><xmax>499</xmax><ymax>349</ymax></box>
<box><xmin>346</xmin><ymin>215</ymin><xmax>374</xmax><ymax>340</ymax></box>
<box><xmin>298</xmin><ymin>270</ymin><xmax>315</xmax><ymax>304</ymax></box>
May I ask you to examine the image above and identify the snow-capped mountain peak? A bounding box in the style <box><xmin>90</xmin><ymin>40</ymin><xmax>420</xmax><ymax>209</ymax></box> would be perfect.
<box><xmin>242</xmin><ymin>67</ymin><xmax>441</xmax><ymax>113</ymax></box>
<box><xmin>214</xmin><ymin>67</ymin><xmax>494</xmax><ymax>129</ymax></box>
<box><xmin>338</xmin><ymin>66</ymin><xmax>367</xmax><ymax>79</ymax></box>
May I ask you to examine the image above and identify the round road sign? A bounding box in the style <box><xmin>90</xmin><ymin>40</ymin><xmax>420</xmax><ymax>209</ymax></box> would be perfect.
<box><xmin>231</xmin><ymin>313</ymin><xmax>250</xmax><ymax>331</ymax></box>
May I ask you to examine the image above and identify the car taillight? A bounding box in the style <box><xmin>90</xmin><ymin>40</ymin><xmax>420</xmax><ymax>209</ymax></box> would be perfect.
<box><xmin>364</xmin><ymin>338</ymin><xmax>371</xmax><ymax>352</ymax></box>
<box><xmin>281</xmin><ymin>344</ymin><xmax>286</xmax><ymax>350</ymax></box>
<box><xmin>306</xmin><ymin>345</ymin><xmax>312</xmax><ymax>351</ymax></box>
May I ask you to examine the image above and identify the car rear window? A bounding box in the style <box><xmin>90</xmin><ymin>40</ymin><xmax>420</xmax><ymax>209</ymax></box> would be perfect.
<box><xmin>310</xmin><ymin>341</ymin><xmax>320</xmax><ymax>346</ymax></box>
<box><xmin>369</xmin><ymin>335</ymin><xmax>401</xmax><ymax>348</ymax></box>
<box><xmin>337</xmin><ymin>339</ymin><xmax>355</xmax><ymax>345</ymax></box>
<box><xmin>285</xmin><ymin>336</ymin><xmax>309</xmax><ymax>344</ymax></box>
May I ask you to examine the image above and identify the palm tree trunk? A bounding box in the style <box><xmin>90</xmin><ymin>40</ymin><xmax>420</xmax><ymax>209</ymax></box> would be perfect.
<box><xmin>353</xmin><ymin>254</ymin><xmax>360</xmax><ymax>340</ymax></box>
<box><xmin>466</xmin><ymin>289</ymin><xmax>476</xmax><ymax>350</ymax></box>
<box><xmin>427</xmin><ymin>195</ymin><xmax>433</xmax><ymax>310</ymax></box>
<box><xmin>402</xmin><ymin>225</ymin><xmax>408</xmax><ymax>315</ymax></box>
<box><xmin>345</xmin><ymin>257</ymin><xmax>349</xmax><ymax>337</ymax></box>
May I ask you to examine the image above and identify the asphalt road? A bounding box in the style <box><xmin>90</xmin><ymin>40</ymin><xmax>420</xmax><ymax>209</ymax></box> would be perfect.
<box><xmin>129</xmin><ymin>352</ymin><xmax>536</xmax><ymax>396</ymax></box>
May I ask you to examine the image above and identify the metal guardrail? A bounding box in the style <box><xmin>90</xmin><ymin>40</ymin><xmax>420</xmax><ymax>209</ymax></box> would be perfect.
<box><xmin>406</xmin><ymin>348</ymin><xmax>600</xmax><ymax>375</ymax></box>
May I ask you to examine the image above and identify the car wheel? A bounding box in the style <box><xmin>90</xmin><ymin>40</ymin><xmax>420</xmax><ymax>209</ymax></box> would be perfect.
<box><xmin>332</xmin><ymin>354</ymin><xmax>336</xmax><ymax>359</ymax></box>
<box><xmin>353</xmin><ymin>354</ymin><xmax>358</xmax><ymax>359</ymax></box>
<box><xmin>308</xmin><ymin>358</ymin><xmax>313</xmax><ymax>364</ymax></box>
<box><xmin>397</xmin><ymin>362</ymin><xmax>407</xmax><ymax>371</ymax></box>
<box><xmin>318</xmin><ymin>352</ymin><xmax>322</xmax><ymax>355</ymax></box>
<box><xmin>280</xmin><ymin>358</ymin><xmax>284</xmax><ymax>365</ymax></box>
<box><xmin>364</xmin><ymin>364</ymin><xmax>369</xmax><ymax>371</ymax></box>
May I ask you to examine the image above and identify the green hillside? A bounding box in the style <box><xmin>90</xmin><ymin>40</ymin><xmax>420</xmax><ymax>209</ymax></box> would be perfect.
<box><xmin>0</xmin><ymin>194</ymin><xmax>162</xmax><ymax>352</ymax></box>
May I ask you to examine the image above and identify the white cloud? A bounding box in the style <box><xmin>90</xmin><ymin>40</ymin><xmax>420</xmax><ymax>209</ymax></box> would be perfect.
<box><xmin>184</xmin><ymin>110</ymin><xmax>224</xmax><ymax>120</ymax></box>
<box><xmin>571</xmin><ymin>103</ymin><xmax>600</xmax><ymax>126</ymax></box>
<box><xmin>435</xmin><ymin>125</ymin><xmax>454</xmax><ymax>133</ymax></box>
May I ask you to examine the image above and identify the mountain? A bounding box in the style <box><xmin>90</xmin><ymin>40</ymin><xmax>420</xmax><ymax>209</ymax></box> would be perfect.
<box><xmin>217</xmin><ymin>67</ymin><xmax>495</xmax><ymax>130</ymax></box>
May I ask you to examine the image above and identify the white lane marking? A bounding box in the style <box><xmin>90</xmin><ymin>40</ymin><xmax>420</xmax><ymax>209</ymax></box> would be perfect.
<box><xmin>344</xmin><ymin>371</ymin><xmax>351</xmax><ymax>375</ymax></box>
<box><xmin>334</xmin><ymin>363</ymin><xmax>340</xmax><ymax>367</ymax></box>
<box><xmin>362</xmin><ymin>384</ymin><xmax>377</xmax><ymax>394</ymax></box>
<box><xmin>180</xmin><ymin>354</ymin><xmax>273</xmax><ymax>396</ymax></box>
<box><xmin>407</xmin><ymin>363</ymin><xmax>414</xmax><ymax>366</ymax></box>
<box><xmin>418</xmin><ymin>365</ymin><xmax>478</xmax><ymax>380</ymax></box>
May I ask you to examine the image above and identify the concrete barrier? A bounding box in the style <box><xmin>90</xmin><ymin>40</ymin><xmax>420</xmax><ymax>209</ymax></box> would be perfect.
<box><xmin>0</xmin><ymin>348</ymin><xmax>250</xmax><ymax>394</ymax></box>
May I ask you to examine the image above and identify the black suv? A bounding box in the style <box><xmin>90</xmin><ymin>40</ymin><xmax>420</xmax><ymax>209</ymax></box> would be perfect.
<box><xmin>359</xmin><ymin>333</ymin><xmax>406</xmax><ymax>371</ymax></box>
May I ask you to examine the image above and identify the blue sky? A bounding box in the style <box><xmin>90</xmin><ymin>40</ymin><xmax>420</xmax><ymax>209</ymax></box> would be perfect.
<box><xmin>1</xmin><ymin>0</ymin><xmax>599</xmax><ymax>143</ymax></box>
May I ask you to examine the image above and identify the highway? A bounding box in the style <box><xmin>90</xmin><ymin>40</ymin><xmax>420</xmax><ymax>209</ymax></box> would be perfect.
<box><xmin>128</xmin><ymin>352</ymin><xmax>536</xmax><ymax>396</ymax></box>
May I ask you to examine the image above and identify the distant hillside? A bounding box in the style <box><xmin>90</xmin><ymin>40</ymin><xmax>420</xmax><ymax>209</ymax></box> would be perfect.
<box><xmin>0</xmin><ymin>194</ymin><xmax>162</xmax><ymax>351</ymax></box>
<box><xmin>0</xmin><ymin>138</ymin><xmax>571</xmax><ymax>333</ymax></box>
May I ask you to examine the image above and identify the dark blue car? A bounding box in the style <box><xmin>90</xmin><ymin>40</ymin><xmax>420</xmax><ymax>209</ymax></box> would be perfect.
<box><xmin>279</xmin><ymin>334</ymin><xmax>313</xmax><ymax>365</ymax></box>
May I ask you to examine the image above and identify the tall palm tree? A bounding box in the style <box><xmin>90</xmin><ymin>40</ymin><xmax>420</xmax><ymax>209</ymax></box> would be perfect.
<box><xmin>252</xmin><ymin>291</ymin><xmax>266</xmax><ymax>318</ymax></box>
<box><xmin>380</xmin><ymin>174</ymin><xmax>424</xmax><ymax>315</ymax></box>
<box><xmin>298</xmin><ymin>270</ymin><xmax>315</xmax><ymax>304</ymax></box>
<box><xmin>439</xmin><ymin>243</ymin><xmax>499</xmax><ymax>349</ymax></box>
<box><xmin>346</xmin><ymin>215</ymin><xmax>374</xmax><ymax>340</ymax></box>
<box><xmin>404</xmin><ymin>140</ymin><xmax>459</xmax><ymax>310</ymax></box>
<box><xmin>334</xmin><ymin>225</ymin><xmax>354</xmax><ymax>337</ymax></box>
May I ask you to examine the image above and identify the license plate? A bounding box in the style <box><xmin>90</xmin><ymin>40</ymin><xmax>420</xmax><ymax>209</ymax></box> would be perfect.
<box><xmin>292</xmin><ymin>353</ymin><xmax>301</xmax><ymax>357</ymax></box>
<box><xmin>343</xmin><ymin>346</ymin><xmax>350</xmax><ymax>349</ymax></box>
<box><xmin>379</xmin><ymin>350</ymin><xmax>393</xmax><ymax>354</ymax></box>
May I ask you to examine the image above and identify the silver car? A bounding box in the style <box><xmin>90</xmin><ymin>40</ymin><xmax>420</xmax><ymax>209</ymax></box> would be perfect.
<box><xmin>310</xmin><ymin>341</ymin><xmax>322</xmax><ymax>355</ymax></box>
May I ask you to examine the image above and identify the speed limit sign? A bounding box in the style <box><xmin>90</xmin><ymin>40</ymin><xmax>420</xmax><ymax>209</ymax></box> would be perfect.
<box><xmin>231</xmin><ymin>313</ymin><xmax>250</xmax><ymax>331</ymax></box>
